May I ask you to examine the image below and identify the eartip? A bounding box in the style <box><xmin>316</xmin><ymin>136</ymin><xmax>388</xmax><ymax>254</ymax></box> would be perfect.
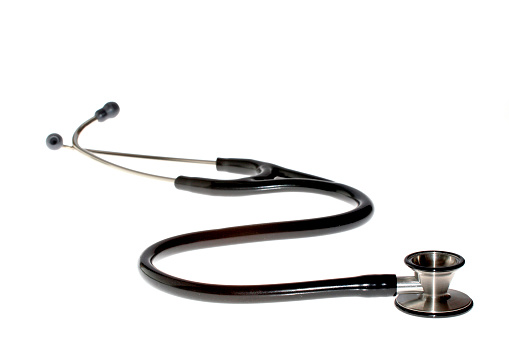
<box><xmin>46</xmin><ymin>133</ymin><xmax>63</xmax><ymax>150</ymax></box>
<box><xmin>95</xmin><ymin>102</ymin><xmax>120</xmax><ymax>122</ymax></box>
<box><xmin>104</xmin><ymin>102</ymin><xmax>120</xmax><ymax>117</ymax></box>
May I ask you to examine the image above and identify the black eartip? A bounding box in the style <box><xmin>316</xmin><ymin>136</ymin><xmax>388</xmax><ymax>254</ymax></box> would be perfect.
<box><xmin>95</xmin><ymin>102</ymin><xmax>120</xmax><ymax>122</ymax></box>
<box><xmin>46</xmin><ymin>133</ymin><xmax>63</xmax><ymax>150</ymax></box>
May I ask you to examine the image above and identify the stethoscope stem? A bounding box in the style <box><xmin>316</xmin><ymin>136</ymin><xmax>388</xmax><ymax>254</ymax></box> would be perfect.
<box><xmin>396</xmin><ymin>276</ymin><xmax>423</xmax><ymax>294</ymax></box>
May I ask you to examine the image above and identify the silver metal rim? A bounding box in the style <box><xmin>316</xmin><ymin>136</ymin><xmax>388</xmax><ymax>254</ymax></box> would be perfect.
<box><xmin>395</xmin><ymin>289</ymin><xmax>473</xmax><ymax>318</ymax></box>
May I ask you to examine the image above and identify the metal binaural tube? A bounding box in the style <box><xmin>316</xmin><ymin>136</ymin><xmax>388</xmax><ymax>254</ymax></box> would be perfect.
<box><xmin>85</xmin><ymin>149</ymin><xmax>216</xmax><ymax>165</ymax></box>
<box><xmin>71</xmin><ymin>117</ymin><xmax>177</xmax><ymax>182</ymax></box>
<box><xmin>48</xmin><ymin>102</ymin><xmax>217</xmax><ymax>183</ymax></box>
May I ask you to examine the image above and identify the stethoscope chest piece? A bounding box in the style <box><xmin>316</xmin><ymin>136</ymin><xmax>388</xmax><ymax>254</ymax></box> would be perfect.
<box><xmin>395</xmin><ymin>251</ymin><xmax>473</xmax><ymax>317</ymax></box>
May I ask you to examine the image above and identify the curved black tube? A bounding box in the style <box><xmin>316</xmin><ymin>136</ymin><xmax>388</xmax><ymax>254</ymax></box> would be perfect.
<box><xmin>139</xmin><ymin>158</ymin><xmax>396</xmax><ymax>302</ymax></box>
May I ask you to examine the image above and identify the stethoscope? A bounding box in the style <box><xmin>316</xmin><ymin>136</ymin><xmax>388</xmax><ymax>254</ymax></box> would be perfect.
<box><xmin>46</xmin><ymin>102</ymin><xmax>473</xmax><ymax>318</ymax></box>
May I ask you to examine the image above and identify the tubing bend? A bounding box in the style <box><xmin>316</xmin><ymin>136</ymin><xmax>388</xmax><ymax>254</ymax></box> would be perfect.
<box><xmin>139</xmin><ymin>158</ymin><xmax>388</xmax><ymax>302</ymax></box>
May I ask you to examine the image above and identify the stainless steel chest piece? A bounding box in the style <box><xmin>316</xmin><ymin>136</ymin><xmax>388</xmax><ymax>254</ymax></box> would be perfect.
<box><xmin>395</xmin><ymin>250</ymin><xmax>473</xmax><ymax>317</ymax></box>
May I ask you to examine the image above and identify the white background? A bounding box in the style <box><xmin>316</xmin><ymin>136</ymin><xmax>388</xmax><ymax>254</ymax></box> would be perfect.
<box><xmin>1</xmin><ymin>1</ymin><xmax>508</xmax><ymax>338</ymax></box>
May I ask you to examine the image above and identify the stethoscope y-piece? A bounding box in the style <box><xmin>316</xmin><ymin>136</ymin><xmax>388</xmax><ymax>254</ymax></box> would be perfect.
<box><xmin>47</xmin><ymin>102</ymin><xmax>473</xmax><ymax>317</ymax></box>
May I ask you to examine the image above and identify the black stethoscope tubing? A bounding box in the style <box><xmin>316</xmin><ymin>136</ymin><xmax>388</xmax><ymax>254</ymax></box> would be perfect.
<box><xmin>47</xmin><ymin>102</ymin><xmax>396</xmax><ymax>303</ymax></box>
<box><xmin>139</xmin><ymin>158</ymin><xmax>396</xmax><ymax>302</ymax></box>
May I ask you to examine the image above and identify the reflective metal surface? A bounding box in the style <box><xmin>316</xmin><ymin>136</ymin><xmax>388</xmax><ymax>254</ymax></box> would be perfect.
<box><xmin>395</xmin><ymin>250</ymin><xmax>473</xmax><ymax>317</ymax></box>
<box><xmin>68</xmin><ymin>116</ymin><xmax>215</xmax><ymax>182</ymax></box>
<box><xmin>395</xmin><ymin>289</ymin><xmax>473</xmax><ymax>317</ymax></box>
<box><xmin>396</xmin><ymin>276</ymin><xmax>423</xmax><ymax>294</ymax></box>
<box><xmin>86</xmin><ymin>149</ymin><xmax>216</xmax><ymax>165</ymax></box>
<box><xmin>406</xmin><ymin>251</ymin><xmax>464</xmax><ymax>272</ymax></box>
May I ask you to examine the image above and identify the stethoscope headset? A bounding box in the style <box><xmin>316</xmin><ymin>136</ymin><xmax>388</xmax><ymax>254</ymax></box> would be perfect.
<box><xmin>46</xmin><ymin>102</ymin><xmax>473</xmax><ymax>318</ymax></box>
